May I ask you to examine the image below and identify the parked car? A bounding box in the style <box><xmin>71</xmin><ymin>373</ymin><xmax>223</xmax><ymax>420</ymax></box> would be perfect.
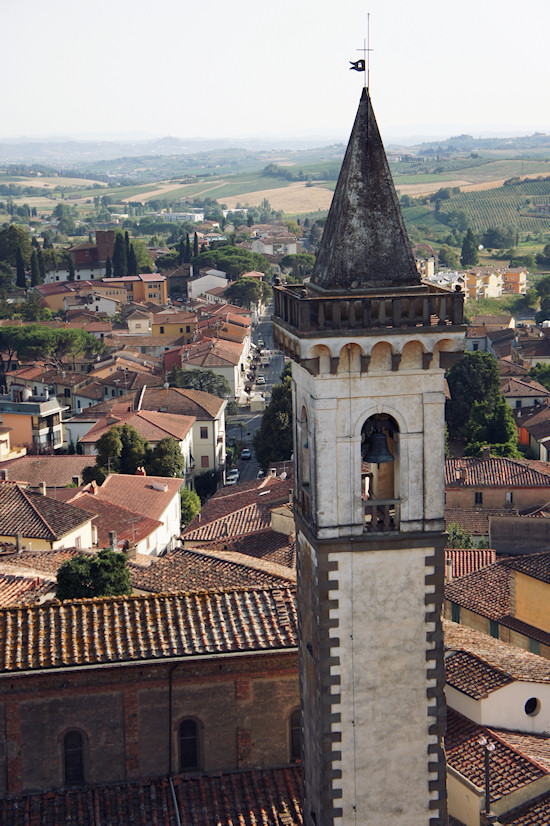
<box><xmin>257</xmin><ymin>375</ymin><xmax>266</xmax><ymax>385</ymax></box>
<box><xmin>240</xmin><ymin>448</ymin><xmax>252</xmax><ymax>460</ymax></box>
<box><xmin>226</xmin><ymin>468</ymin><xmax>240</xmax><ymax>485</ymax></box>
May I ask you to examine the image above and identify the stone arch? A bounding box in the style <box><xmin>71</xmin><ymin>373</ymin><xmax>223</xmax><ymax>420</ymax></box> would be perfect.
<box><xmin>400</xmin><ymin>339</ymin><xmax>424</xmax><ymax>369</ymax></box>
<box><xmin>337</xmin><ymin>342</ymin><xmax>363</xmax><ymax>373</ymax></box>
<box><xmin>304</xmin><ymin>343</ymin><xmax>332</xmax><ymax>374</ymax></box>
<box><xmin>352</xmin><ymin>402</ymin><xmax>409</xmax><ymax>440</ymax></box>
<box><xmin>361</xmin><ymin>413</ymin><xmax>400</xmax><ymax>531</ymax></box>
<box><xmin>369</xmin><ymin>341</ymin><xmax>393</xmax><ymax>372</ymax></box>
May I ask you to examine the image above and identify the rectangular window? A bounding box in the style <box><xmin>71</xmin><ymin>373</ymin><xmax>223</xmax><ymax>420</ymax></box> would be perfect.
<box><xmin>505</xmin><ymin>491</ymin><xmax>513</xmax><ymax>505</ymax></box>
<box><xmin>64</xmin><ymin>388</ymin><xmax>71</xmax><ymax>398</ymax></box>
<box><xmin>451</xmin><ymin>602</ymin><xmax>460</xmax><ymax>623</ymax></box>
<box><xmin>201</xmin><ymin>455</ymin><xmax>209</xmax><ymax>468</ymax></box>
<box><xmin>529</xmin><ymin>639</ymin><xmax>541</xmax><ymax>656</ymax></box>
<box><xmin>186</xmin><ymin>326</ymin><xmax>191</xmax><ymax>333</ymax></box>
<box><xmin>200</xmin><ymin>427</ymin><xmax>208</xmax><ymax>439</ymax></box>
<box><xmin>475</xmin><ymin>492</ymin><xmax>483</xmax><ymax>505</ymax></box>
<box><xmin>160</xmin><ymin>326</ymin><xmax>164</xmax><ymax>334</ymax></box>
<box><xmin>515</xmin><ymin>400</ymin><xmax>521</xmax><ymax>409</ymax></box>
<box><xmin>75</xmin><ymin>537</ymin><xmax>81</xmax><ymax>549</ymax></box>
<box><xmin>489</xmin><ymin>620</ymin><xmax>499</xmax><ymax>639</ymax></box>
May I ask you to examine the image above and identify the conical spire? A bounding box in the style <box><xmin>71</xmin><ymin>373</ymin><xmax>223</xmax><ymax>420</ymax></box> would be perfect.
<box><xmin>311</xmin><ymin>88</ymin><xmax>420</xmax><ymax>292</ymax></box>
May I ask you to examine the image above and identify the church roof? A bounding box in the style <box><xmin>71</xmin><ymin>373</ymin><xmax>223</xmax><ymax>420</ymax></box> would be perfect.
<box><xmin>311</xmin><ymin>88</ymin><xmax>420</xmax><ymax>292</ymax></box>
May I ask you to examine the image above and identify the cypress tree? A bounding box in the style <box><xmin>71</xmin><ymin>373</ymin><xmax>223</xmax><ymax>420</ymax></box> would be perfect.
<box><xmin>460</xmin><ymin>228</ymin><xmax>479</xmax><ymax>267</ymax></box>
<box><xmin>128</xmin><ymin>244</ymin><xmax>138</xmax><ymax>277</ymax></box>
<box><xmin>112</xmin><ymin>234</ymin><xmax>127</xmax><ymax>277</ymax></box>
<box><xmin>125</xmin><ymin>231</ymin><xmax>131</xmax><ymax>260</ymax></box>
<box><xmin>37</xmin><ymin>249</ymin><xmax>46</xmax><ymax>281</ymax></box>
<box><xmin>68</xmin><ymin>257</ymin><xmax>75</xmax><ymax>281</ymax></box>
<box><xmin>178</xmin><ymin>238</ymin><xmax>185</xmax><ymax>266</ymax></box>
<box><xmin>30</xmin><ymin>249</ymin><xmax>41</xmax><ymax>286</ymax></box>
<box><xmin>193</xmin><ymin>232</ymin><xmax>199</xmax><ymax>258</ymax></box>
<box><xmin>105</xmin><ymin>256</ymin><xmax>112</xmax><ymax>277</ymax></box>
<box><xmin>184</xmin><ymin>233</ymin><xmax>191</xmax><ymax>263</ymax></box>
<box><xmin>15</xmin><ymin>247</ymin><xmax>26</xmax><ymax>289</ymax></box>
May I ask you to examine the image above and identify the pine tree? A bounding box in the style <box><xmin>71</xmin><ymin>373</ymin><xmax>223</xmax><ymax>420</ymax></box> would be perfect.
<box><xmin>193</xmin><ymin>232</ymin><xmax>199</xmax><ymax>257</ymax></box>
<box><xmin>15</xmin><ymin>247</ymin><xmax>26</xmax><ymax>289</ymax></box>
<box><xmin>30</xmin><ymin>249</ymin><xmax>41</xmax><ymax>286</ymax></box>
<box><xmin>112</xmin><ymin>234</ymin><xmax>127</xmax><ymax>277</ymax></box>
<box><xmin>105</xmin><ymin>256</ymin><xmax>112</xmax><ymax>277</ymax></box>
<box><xmin>460</xmin><ymin>228</ymin><xmax>479</xmax><ymax>267</ymax></box>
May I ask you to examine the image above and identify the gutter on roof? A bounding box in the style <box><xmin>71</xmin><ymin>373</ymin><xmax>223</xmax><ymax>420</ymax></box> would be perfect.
<box><xmin>0</xmin><ymin>644</ymin><xmax>298</xmax><ymax>679</ymax></box>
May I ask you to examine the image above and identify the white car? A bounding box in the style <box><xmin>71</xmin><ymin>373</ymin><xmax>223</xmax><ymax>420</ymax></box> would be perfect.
<box><xmin>226</xmin><ymin>469</ymin><xmax>240</xmax><ymax>485</ymax></box>
<box><xmin>257</xmin><ymin>375</ymin><xmax>266</xmax><ymax>385</ymax></box>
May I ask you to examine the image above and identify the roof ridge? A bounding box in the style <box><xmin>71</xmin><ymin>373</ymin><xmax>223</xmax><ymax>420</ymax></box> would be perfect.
<box><xmin>19</xmin><ymin>486</ymin><xmax>59</xmax><ymax>540</ymax></box>
<box><xmin>487</xmin><ymin>726</ymin><xmax>550</xmax><ymax>776</ymax></box>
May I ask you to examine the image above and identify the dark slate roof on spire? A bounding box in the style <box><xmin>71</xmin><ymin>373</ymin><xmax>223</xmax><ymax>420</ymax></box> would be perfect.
<box><xmin>311</xmin><ymin>88</ymin><xmax>420</xmax><ymax>292</ymax></box>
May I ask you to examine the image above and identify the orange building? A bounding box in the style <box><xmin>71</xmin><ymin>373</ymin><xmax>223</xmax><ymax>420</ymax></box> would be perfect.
<box><xmin>101</xmin><ymin>274</ymin><xmax>167</xmax><ymax>304</ymax></box>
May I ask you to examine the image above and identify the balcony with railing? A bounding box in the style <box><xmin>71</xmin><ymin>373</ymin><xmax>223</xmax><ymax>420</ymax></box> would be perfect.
<box><xmin>273</xmin><ymin>283</ymin><xmax>464</xmax><ymax>338</ymax></box>
<box><xmin>363</xmin><ymin>498</ymin><xmax>400</xmax><ymax>533</ymax></box>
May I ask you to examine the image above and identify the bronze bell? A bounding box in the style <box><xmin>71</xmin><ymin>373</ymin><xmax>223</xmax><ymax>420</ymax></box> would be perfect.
<box><xmin>363</xmin><ymin>424</ymin><xmax>394</xmax><ymax>464</ymax></box>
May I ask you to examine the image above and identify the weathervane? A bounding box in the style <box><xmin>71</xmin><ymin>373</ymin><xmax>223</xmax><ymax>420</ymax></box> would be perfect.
<box><xmin>349</xmin><ymin>13</ymin><xmax>372</xmax><ymax>89</ymax></box>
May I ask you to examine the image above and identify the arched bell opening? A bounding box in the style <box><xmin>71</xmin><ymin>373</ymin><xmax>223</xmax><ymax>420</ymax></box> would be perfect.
<box><xmin>296</xmin><ymin>404</ymin><xmax>311</xmax><ymax>518</ymax></box>
<box><xmin>361</xmin><ymin>414</ymin><xmax>400</xmax><ymax>533</ymax></box>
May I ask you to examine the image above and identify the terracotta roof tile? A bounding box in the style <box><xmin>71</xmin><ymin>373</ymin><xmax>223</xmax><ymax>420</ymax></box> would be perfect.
<box><xmin>139</xmin><ymin>386</ymin><xmax>225</xmax><ymax>419</ymax></box>
<box><xmin>0</xmin><ymin>482</ymin><xmax>92</xmax><ymax>541</ymax></box>
<box><xmin>446</xmin><ymin>457</ymin><xmax>550</xmax><ymax>488</ymax></box>
<box><xmin>0</xmin><ymin>455</ymin><xmax>95</xmax><ymax>487</ymax></box>
<box><xmin>68</xmin><ymin>493</ymin><xmax>161</xmax><ymax>548</ymax></box>
<box><xmin>205</xmin><ymin>528</ymin><xmax>296</xmax><ymax>569</ymax></box>
<box><xmin>501</xmin><ymin>377</ymin><xmax>550</xmax><ymax>398</ymax></box>
<box><xmin>445</xmin><ymin>709</ymin><xmax>546</xmax><ymax>801</ymax></box>
<box><xmin>500</xmin><ymin>791</ymin><xmax>550</xmax><ymax>825</ymax></box>
<box><xmin>131</xmin><ymin>546</ymin><xmax>294</xmax><ymax>592</ymax></box>
<box><xmin>504</xmin><ymin>551</ymin><xmax>550</xmax><ymax>585</ymax></box>
<box><xmin>446</xmin><ymin>507</ymin><xmax>515</xmax><ymax>536</ymax></box>
<box><xmin>445</xmin><ymin>649</ymin><xmax>513</xmax><ymax>698</ymax></box>
<box><xmin>79</xmin><ymin>410</ymin><xmax>195</xmax><ymax>445</ymax></box>
<box><xmin>183</xmin><ymin>502</ymin><xmax>272</xmax><ymax>541</ymax></box>
<box><xmin>96</xmin><ymin>474</ymin><xmax>184</xmax><ymax>522</ymax></box>
<box><xmin>0</xmin><ymin>587</ymin><xmax>298</xmax><ymax>672</ymax></box>
<box><xmin>445</xmin><ymin>562</ymin><xmax>511</xmax><ymax>621</ymax></box>
<box><xmin>444</xmin><ymin>548</ymin><xmax>496</xmax><ymax>578</ymax></box>
<box><xmin>0</xmin><ymin>573</ymin><xmax>53</xmax><ymax>607</ymax></box>
<box><xmin>444</xmin><ymin>621</ymin><xmax>550</xmax><ymax>683</ymax></box>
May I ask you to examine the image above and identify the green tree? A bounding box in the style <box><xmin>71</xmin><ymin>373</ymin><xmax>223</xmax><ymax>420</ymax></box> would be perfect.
<box><xmin>30</xmin><ymin>249</ymin><xmax>41</xmax><ymax>286</ymax></box>
<box><xmin>460</xmin><ymin>228</ymin><xmax>479</xmax><ymax>267</ymax></box>
<box><xmin>112</xmin><ymin>233</ymin><xmax>127</xmax><ymax>277</ymax></box>
<box><xmin>225</xmin><ymin>277</ymin><xmax>262</xmax><ymax>309</ymax></box>
<box><xmin>127</xmin><ymin>244</ymin><xmax>138</xmax><ymax>277</ymax></box>
<box><xmin>15</xmin><ymin>246</ymin><xmax>26</xmax><ymax>289</ymax></box>
<box><xmin>105</xmin><ymin>256</ymin><xmax>112</xmax><ymax>277</ymax></box>
<box><xmin>147</xmin><ymin>437</ymin><xmax>185</xmax><ymax>477</ymax></box>
<box><xmin>56</xmin><ymin>549</ymin><xmax>132</xmax><ymax>600</ymax></box>
<box><xmin>171</xmin><ymin>367</ymin><xmax>231</xmax><ymax>398</ymax></box>
<box><xmin>184</xmin><ymin>233</ymin><xmax>191</xmax><ymax>263</ymax></box>
<box><xmin>180</xmin><ymin>487</ymin><xmax>201</xmax><ymax>527</ymax></box>
<box><xmin>446</xmin><ymin>522</ymin><xmax>475</xmax><ymax>549</ymax></box>
<box><xmin>446</xmin><ymin>352</ymin><xmax>501</xmax><ymax>438</ymax></box>
<box><xmin>37</xmin><ymin>248</ymin><xmax>46</xmax><ymax>281</ymax></box>
<box><xmin>68</xmin><ymin>257</ymin><xmax>75</xmax><ymax>281</ymax></box>
<box><xmin>0</xmin><ymin>225</ymin><xmax>32</xmax><ymax>266</ymax></box>
<box><xmin>253</xmin><ymin>375</ymin><xmax>293</xmax><ymax>471</ymax></box>
<box><xmin>464</xmin><ymin>396</ymin><xmax>520</xmax><ymax>458</ymax></box>
<box><xmin>19</xmin><ymin>292</ymin><xmax>51</xmax><ymax>321</ymax></box>
<box><xmin>438</xmin><ymin>245</ymin><xmax>459</xmax><ymax>270</ymax></box>
<box><xmin>89</xmin><ymin>424</ymin><xmax>149</xmax><ymax>478</ymax></box>
<box><xmin>193</xmin><ymin>232</ymin><xmax>199</xmax><ymax>257</ymax></box>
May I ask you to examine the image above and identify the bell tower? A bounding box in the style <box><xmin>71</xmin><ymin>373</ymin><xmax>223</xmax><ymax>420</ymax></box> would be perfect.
<box><xmin>273</xmin><ymin>89</ymin><xmax>465</xmax><ymax>825</ymax></box>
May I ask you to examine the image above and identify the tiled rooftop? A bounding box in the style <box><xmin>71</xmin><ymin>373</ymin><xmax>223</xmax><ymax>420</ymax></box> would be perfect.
<box><xmin>445</xmin><ymin>457</ymin><xmax>550</xmax><ymax>488</ymax></box>
<box><xmin>444</xmin><ymin>548</ymin><xmax>496</xmax><ymax>577</ymax></box>
<box><xmin>444</xmin><ymin>621</ymin><xmax>550</xmax><ymax>684</ymax></box>
<box><xmin>68</xmin><ymin>493</ymin><xmax>161</xmax><ymax>548</ymax></box>
<box><xmin>446</xmin><ymin>507</ymin><xmax>519</xmax><ymax>535</ymax></box>
<box><xmin>0</xmin><ymin>587</ymin><xmax>298</xmax><ymax>672</ymax></box>
<box><xmin>445</xmin><ymin>709</ymin><xmax>546</xmax><ymax>802</ymax></box>
<box><xmin>182</xmin><ymin>502</ymin><xmax>272</xmax><ymax>541</ymax></box>
<box><xmin>95</xmin><ymin>474</ymin><xmax>184</xmax><ymax>522</ymax></box>
<box><xmin>445</xmin><ymin>562</ymin><xmax>511</xmax><ymax>621</ymax></box>
<box><xmin>445</xmin><ymin>649</ymin><xmax>513</xmax><ymax>698</ymax></box>
<box><xmin>131</xmin><ymin>546</ymin><xmax>295</xmax><ymax>593</ymax></box>
<box><xmin>139</xmin><ymin>386</ymin><xmax>225</xmax><ymax>419</ymax></box>
<box><xmin>79</xmin><ymin>410</ymin><xmax>195</xmax><ymax>445</ymax></box>
<box><xmin>205</xmin><ymin>528</ymin><xmax>296</xmax><ymax>569</ymax></box>
<box><xmin>504</xmin><ymin>552</ymin><xmax>550</xmax><ymax>585</ymax></box>
<box><xmin>500</xmin><ymin>791</ymin><xmax>550</xmax><ymax>824</ymax></box>
<box><xmin>0</xmin><ymin>455</ymin><xmax>95</xmax><ymax>487</ymax></box>
<box><xmin>0</xmin><ymin>573</ymin><xmax>53</xmax><ymax>607</ymax></box>
<box><xmin>0</xmin><ymin>482</ymin><xmax>92</xmax><ymax>541</ymax></box>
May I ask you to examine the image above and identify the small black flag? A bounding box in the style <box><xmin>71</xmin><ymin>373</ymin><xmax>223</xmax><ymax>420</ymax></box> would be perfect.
<box><xmin>349</xmin><ymin>59</ymin><xmax>365</xmax><ymax>72</ymax></box>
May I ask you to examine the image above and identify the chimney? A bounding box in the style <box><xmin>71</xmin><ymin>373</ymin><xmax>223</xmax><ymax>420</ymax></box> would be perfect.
<box><xmin>15</xmin><ymin>533</ymin><xmax>23</xmax><ymax>554</ymax></box>
<box><xmin>38</xmin><ymin>481</ymin><xmax>46</xmax><ymax>496</ymax></box>
<box><xmin>90</xmin><ymin>481</ymin><xmax>98</xmax><ymax>495</ymax></box>
<box><xmin>92</xmin><ymin>525</ymin><xmax>98</xmax><ymax>546</ymax></box>
<box><xmin>270</xmin><ymin>467</ymin><xmax>277</xmax><ymax>478</ymax></box>
<box><xmin>445</xmin><ymin>555</ymin><xmax>453</xmax><ymax>584</ymax></box>
<box><xmin>135</xmin><ymin>466</ymin><xmax>147</xmax><ymax>476</ymax></box>
<box><xmin>482</xmin><ymin>447</ymin><xmax>491</xmax><ymax>461</ymax></box>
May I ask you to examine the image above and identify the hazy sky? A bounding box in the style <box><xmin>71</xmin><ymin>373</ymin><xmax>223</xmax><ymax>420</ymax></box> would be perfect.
<box><xmin>3</xmin><ymin>0</ymin><xmax>550</xmax><ymax>142</ymax></box>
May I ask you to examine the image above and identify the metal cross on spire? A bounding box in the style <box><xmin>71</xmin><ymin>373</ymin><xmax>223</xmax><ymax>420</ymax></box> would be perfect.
<box><xmin>349</xmin><ymin>14</ymin><xmax>373</xmax><ymax>89</ymax></box>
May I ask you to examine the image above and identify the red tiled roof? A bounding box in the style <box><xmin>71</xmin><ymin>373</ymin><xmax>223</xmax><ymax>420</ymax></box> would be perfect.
<box><xmin>139</xmin><ymin>386</ymin><xmax>225</xmax><ymax>419</ymax></box>
<box><xmin>444</xmin><ymin>621</ymin><xmax>550</xmax><ymax>684</ymax></box>
<box><xmin>0</xmin><ymin>548</ymin><xmax>82</xmax><ymax>577</ymax></box>
<box><xmin>445</xmin><ymin>709</ymin><xmax>546</xmax><ymax>801</ymax></box>
<box><xmin>504</xmin><ymin>552</ymin><xmax>550</xmax><ymax>585</ymax></box>
<box><xmin>182</xmin><ymin>502</ymin><xmax>272</xmax><ymax>541</ymax></box>
<box><xmin>205</xmin><ymin>528</ymin><xmax>296</xmax><ymax>569</ymax></box>
<box><xmin>444</xmin><ymin>548</ymin><xmax>496</xmax><ymax>577</ymax></box>
<box><xmin>131</xmin><ymin>546</ymin><xmax>294</xmax><ymax>593</ymax></box>
<box><xmin>0</xmin><ymin>573</ymin><xmax>53</xmax><ymax>607</ymax></box>
<box><xmin>445</xmin><ymin>562</ymin><xmax>511</xmax><ymax>620</ymax></box>
<box><xmin>79</xmin><ymin>409</ymin><xmax>195</xmax><ymax>445</ymax></box>
<box><xmin>0</xmin><ymin>767</ymin><xmax>303</xmax><ymax>826</ymax></box>
<box><xmin>445</xmin><ymin>507</ymin><xmax>515</xmax><ymax>536</ymax></box>
<box><xmin>0</xmin><ymin>482</ymin><xmax>92</xmax><ymax>541</ymax></box>
<box><xmin>500</xmin><ymin>791</ymin><xmax>550</xmax><ymax>825</ymax></box>
<box><xmin>501</xmin><ymin>377</ymin><xmax>550</xmax><ymax>398</ymax></box>
<box><xmin>445</xmin><ymin>649</ymin><xmax>513</xmax><ymax>698</ymax></box>
<box><xmin>445</xmin><ymin>457</ymin><xmax>550</xmax><ymax>488</ymax></box>
<box><xmin>94</xmin><ymin>474</ymin><xmax>184</xmax><ymax>522</ymax></box>
<box><xmin>68</xmin><ymin>493</ymin><xmax>161</xmax><ymax>548</ymax></box>
<box><xmin>0</xmin><ymin>587</ymin><xmax>298</xmax><ymax>672</ymax></box>
<box><xmin>0</xmin><ymin>455</ymin><xmax>95</xmax><ymax>487</ymax></box>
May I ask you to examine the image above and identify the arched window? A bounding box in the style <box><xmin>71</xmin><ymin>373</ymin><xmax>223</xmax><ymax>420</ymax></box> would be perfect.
<box><xmin>361</xmin><ymin>414</ymin><xmax>400</xmax><ymax>533</ymax></box>
<box><xmin>179</xmin><ymin>719</ymin><xmax>199</xmax><ymax>771</ymax></box>
<box><xmin>290</xmin><ymin>708</ymin><xmax>301</xmax><ymax>763</ymax></box>
<box><xmin>64</xmin><ymin>730</ymin><xmax>84</xmax><ymax>785</ymax></box>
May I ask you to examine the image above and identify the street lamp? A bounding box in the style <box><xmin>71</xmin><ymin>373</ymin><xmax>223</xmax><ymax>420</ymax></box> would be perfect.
<box><xmin>478</xmin><ymin>736</ymin><xmax>497</xmax><ymax>823</ymax></box>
